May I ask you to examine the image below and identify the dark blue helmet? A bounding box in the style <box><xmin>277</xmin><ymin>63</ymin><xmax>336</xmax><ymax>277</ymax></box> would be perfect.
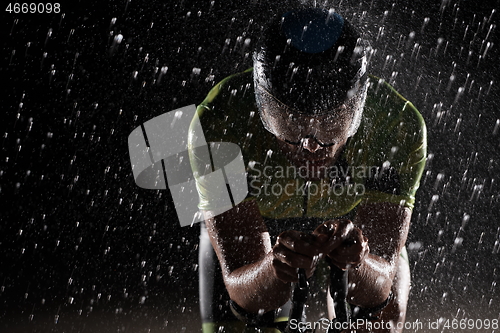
<box><xmin>254</xmin><ymin>7</ymin><xmax>369</xmax><ymax>115</ymax></box>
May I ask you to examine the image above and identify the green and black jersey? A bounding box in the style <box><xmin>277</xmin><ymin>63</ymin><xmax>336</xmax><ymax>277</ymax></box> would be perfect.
<box><xmin>189</xmin><ymin>68</ymin><xmax>427</xmax><ymax>219</ymax></box>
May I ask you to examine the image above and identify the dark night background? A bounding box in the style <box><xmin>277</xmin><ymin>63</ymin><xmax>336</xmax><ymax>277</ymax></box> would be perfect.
<box><xmin>1</xmin><ymin>0</ymin><xmax>499</xmax><ymax>332</ymax></box>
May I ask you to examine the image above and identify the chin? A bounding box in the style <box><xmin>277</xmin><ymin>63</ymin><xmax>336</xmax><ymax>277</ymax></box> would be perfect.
<box><xmin>288</xmin><ymin>155</ymin><xmax>336</xmax><ymax>180</ymax></box>
<box><xmin>276</xmin><ymin>137</ymin><xmax>340</xmax><ymax>173</ymax></box>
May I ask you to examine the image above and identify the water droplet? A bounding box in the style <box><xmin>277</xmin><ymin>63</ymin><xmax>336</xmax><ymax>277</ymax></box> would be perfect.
<box><xmin>114</xmin><ymin>34</ymin><xmax>123</xmax><ymax>44</ymax></box>
<box><xmin>492</xmin><ymin>119</ymin><xmax>500</xmax><ymax>136</ymax></box>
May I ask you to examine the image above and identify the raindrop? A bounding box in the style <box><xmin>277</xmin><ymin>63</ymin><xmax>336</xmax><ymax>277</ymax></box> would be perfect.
<box><xmin>408</xmin><ymin>241</ymin><xmax>423</xmax><ymax>250</ymax></box>
<box><xmin>67</xmin><ymin>29</ymin><xmax>74</xmax><ymax>43</ymax></box>
<box><xmin>114</xmin><ymin>34</ymin><xmax>123</xmax><ymax>44</ymax></box>
<box><xmin>9</xmin><ymin>49</ymin><xmax>15</xmax><ymax>65</ymax></box>
<box><xmin>453</xmin><ymin>87</ymin><xmax>465</xmax><ymax>104</ymax></box>
<box><xmin>264</xmin><ymin>149</ymin><xmax>273</xmax><ymax>165</ymax></box>
<box><xmin>486</xmin><ymin>80</ymin><xmax>494</xmax><ymax>96</ymax></box>
<box><xmin>376</xmin><ymin>26</ymin><xmax>385</xmax><ymax>42</ymax></box>
<box><xmin>434</xmin><ymin>173</ymin><xmax>445</xmax><ymax>190</ymax></box>
<box><xmin>482</xmin><ymin>42</ymin><xmax>492</xmax><ymax>59</ymax></box>
<box><xmin>470</xmin><ymin>184</ymin><xmax>483</xmax><ymax>201</ymax></box>
<box><xmin>493</xmin><ymin>240</ymin><xmax>500</xmax><ymax>254</ymax></box>
<box><xmin>429</xmin><ymin>194</ymin><xmax>439</xmax><ymax>210</ymax></box>
<box><xmin>383</xmin><ymin>54</ymin><xmax>392</xmax><ymax>70</ymax></box>
<box><xmin>485</xmin><ymin>23</ymin><xmax>495</xmax><ymax>41</ymax></box>
<box><xmin>406</xmin><ymin>31</ymin><xmax>416</xmax><ymax>50</ymax></box>
<box><xmin>10</xmin><ymin>18</ymin><xmax>19</xmax><ymax>35</ymax></box>
<box><xmin>157</xmin><ymin>66</ymin><xmax>168</xmax><ymax>84</ymax></box>
<box><xmin>461</xmin><ymin>214</ymin><xmax>470</xmax><ymax>229</ymax></box>
<box><xmin>45</xmin><ymin>28</ymin><xmax>53</xmax><ymax>46</ymax></box>
<box><xmin>437</xmin><ymin>229</ymin><xmax>444</xmax><ymax>242</ymax></box>
<box><xmin>493</xmin><ymin>119</ymin><xmax>500</xmax><ymax>135</ymax></box>
<box><xmin>421</xmin><ymin>17</ymin><xmax>430</xmax><ymax>33</ymax></box>
<box><xmin>446</xmin><ymin>74</ymin><xmax>456</xmax><ymax>92</ymax></box>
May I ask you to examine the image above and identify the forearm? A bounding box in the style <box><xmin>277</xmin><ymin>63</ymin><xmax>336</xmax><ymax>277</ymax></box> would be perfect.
<box><xmin>225</xmin><ymin>252</ymin><xmax>292</xmax><ymax>313</ymax></box>
<box><xmin>347</xmin><ymin>202</ymin><xmax>411</xmax><ymax>307</ymax></box>
<box><xmin>202</xmin><ymin>202</ymin><xmax>294</xmax><ymax>313</ymax></box>
<box><xmin>346</xmin><ymin>252</ymin><xmax>395</xmax><ymax>307</ymax></box>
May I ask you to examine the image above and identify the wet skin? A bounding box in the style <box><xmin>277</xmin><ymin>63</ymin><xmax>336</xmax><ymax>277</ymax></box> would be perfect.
<box><xmin>275</xmin><ymin>135</ymin><xmax>348</xmax><ymax>180</ymax></box>
<box><xmin>272</xmin><ymin>113</ymin><xmax>352</xmax><ymax>180</ymax></box>
<box><xmin>202</xmin><ymin>108</ymin><xmax>412</xmax><ymax>332</ymax></box>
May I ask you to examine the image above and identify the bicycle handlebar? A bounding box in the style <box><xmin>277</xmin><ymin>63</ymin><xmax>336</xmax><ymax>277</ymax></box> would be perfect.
<box><xmin>273</xmin><ymin>266</ymin><xmax>350</xmax><ymax>333</ymax></box>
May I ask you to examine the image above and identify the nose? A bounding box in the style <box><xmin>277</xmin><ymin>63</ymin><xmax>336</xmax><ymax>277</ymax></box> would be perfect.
<box><xmin>302</xmin><ymin>137</ymin><xmax>322</xmax><ymax>153</ymax></box>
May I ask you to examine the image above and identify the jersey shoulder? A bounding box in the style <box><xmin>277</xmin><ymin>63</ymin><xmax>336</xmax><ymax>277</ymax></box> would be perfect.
<box><xmin>197</xmin><ymin>68</ymin><xmax>255</xmax><ymax>134</ymax></box>
<box><xmin>346</xmin><ymin>76</ymin><xmax>427</xmax><ymax>209</ymax></box>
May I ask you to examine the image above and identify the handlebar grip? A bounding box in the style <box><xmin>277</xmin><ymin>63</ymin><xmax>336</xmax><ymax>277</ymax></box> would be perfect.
<box><xmin>285</xmin><ymin>268</ymin><xmax>309</xmax><ymax>333</ymax></box>
<box><xmin>328</xmin><ymin>266</ymin><xmax>350</xmax><ymax>333</ymax></box>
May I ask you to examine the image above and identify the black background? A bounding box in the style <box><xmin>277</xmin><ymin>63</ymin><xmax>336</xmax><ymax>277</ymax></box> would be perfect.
<box><xmin>1</xmin><ymin>0</ymin><xmax>499</xmax><ymax>332</ymax></box>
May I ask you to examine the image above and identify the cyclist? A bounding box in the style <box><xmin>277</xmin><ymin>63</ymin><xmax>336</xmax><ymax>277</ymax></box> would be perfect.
<box><xmin>190</xmin><ymin>7</ymin><xmax>427</xmax><ymax>333</ymax></box>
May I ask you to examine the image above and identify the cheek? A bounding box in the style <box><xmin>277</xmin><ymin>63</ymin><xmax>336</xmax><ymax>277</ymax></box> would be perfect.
<box><xmin>326</xmin><ymin>146</ymin><xmax>338</xmax><ymax>156</ymax></box>
<box><xmin>322</xmin><ymin>146</ymin><xmax>340</xmax><ymax>160</ymax></box>
<box><xmin>276</xmin><ymin>139</ymin><xmax>299</xmax><ymax>158</ymax></box>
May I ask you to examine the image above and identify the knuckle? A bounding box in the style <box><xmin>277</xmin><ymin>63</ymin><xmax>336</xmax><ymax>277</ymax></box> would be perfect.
<box><xmin>273</xmin><ymin>248</ymin><xmax>286</xmax><ymax>261</ymax></box>
<box><xmin>338</xmin><ymin>218</ymin><xmax>350</xmax><ymax>225</ymax></box>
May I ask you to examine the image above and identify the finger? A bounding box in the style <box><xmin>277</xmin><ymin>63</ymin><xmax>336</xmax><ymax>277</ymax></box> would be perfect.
<box><xmin>331</xmin><ymin>238</ymin><xmax>365</xmax><ymax>261</ymax></box>
<box><xmin>335</xmin><ymin>219</ymin><xmax>355</xmax><ymax>240</ymax></box>
<box><xmin>271</xmin><ymin>258</ymin><xmax>298</xmax><ymax>283</ymax></box>
<box><xmin>273</xmin><ymin>244</ymin><xmax>319</xmax><ymax>269</ymax></box>
<box><xmin>329</xmin><ymin>234</ymin><xmax>370</xmax><ymax>267</ymax></box>
<box><xmin>331</xmin><ymin>243</ymin><xmax>370</xmax><ymax>270</ymax></box>
<box><xmin>277</xmin><ymin>231</ymin><xmax>321</xmax><ymax>257</ymax></box>
<box><xmin>328</xmin><ymin>258</ymin><xmax>350</xmax><ymax>271</ymax></box>
<box><xmin>316</xmin><ymin>220</ymin><xmax>353</xmax><ymax>253</ymax></box>
<box><xmin>341</xmin><ymin>227</ymin><xmax>365</xmax><ymax>247</ymax></box>
<box><xmin>331</xmin><ymin>248</ymin><xmax>364</xmax><ymax>264</ymax></box>
<box><xmin>311</xmin><ymin>219</ymin><xmax>350</xmax><ymax>254</ymax></box>
<box><xmin>312</xmin><ymin>220</ymin><xmax>339</xmax><ymax>238</ymax></box>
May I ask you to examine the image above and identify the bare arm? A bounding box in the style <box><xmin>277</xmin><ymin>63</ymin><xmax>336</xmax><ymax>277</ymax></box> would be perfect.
<box><xmin>203</xmin><ymin>200</ymin><xmax>291</xmax><ymax>313</ymax></box>
<box><xmin>348</xmin><ymin>201</ymin><xmax>411</xmax><ymax>307</ymax></box>
<box><xmin>205</xmin><ymin>198</ymin><xmax>410</xmax><ymax>312</ymax></box>
<box><xmin>314</xmin><ymin>201</ymin><xmax>410</xmax><ymax>309</ymax></box>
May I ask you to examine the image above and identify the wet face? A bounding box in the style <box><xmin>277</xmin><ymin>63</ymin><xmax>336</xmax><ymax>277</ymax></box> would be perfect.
<box><xmin>255</xmin><ymin>84</ymin><xmax>360</xmax><ymax>179</ymax></box>
<box><xmin>272</xmin><ymin>112</ymin><xmax>353</xmax><ymax>179</ymax></box>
